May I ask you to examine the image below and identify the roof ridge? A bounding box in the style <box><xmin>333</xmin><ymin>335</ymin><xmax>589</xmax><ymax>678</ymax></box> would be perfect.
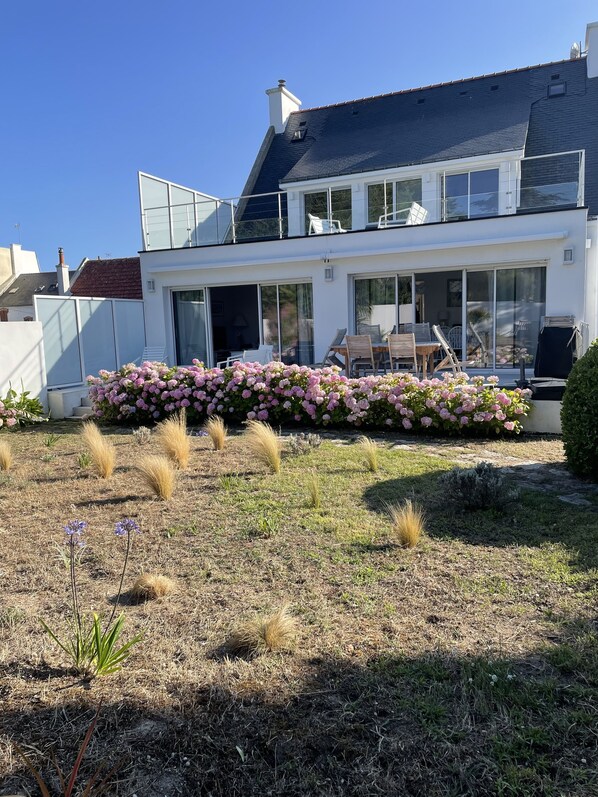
<box><xmin>293</xmin><ymin>57</ymin><xmax>584</xmax><ymax>114</ymax></box>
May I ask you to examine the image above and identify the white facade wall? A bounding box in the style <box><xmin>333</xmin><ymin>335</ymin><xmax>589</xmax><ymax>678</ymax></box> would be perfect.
<box><xmin>0</xmin><ymin>321</ymin><xmax>47</xmax><ymax>407</ymax></box>
<box><xmin>140</xmin><ymin>208</ymin><xmax>593</xmax><ymax>366</ymax></box>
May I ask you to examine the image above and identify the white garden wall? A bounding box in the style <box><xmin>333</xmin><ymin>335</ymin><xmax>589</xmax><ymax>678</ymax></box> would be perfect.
<box><xmin>0</xmin><ymin>321</ymin><xmax>47</xmax><ymax>408</ymax></box>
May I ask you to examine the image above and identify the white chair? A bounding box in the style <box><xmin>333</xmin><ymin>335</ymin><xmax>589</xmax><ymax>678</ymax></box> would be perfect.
<box><xmin>308</xmin><ymin>213</ymin><xmax>347</xmax><ymax>235</ymax></box>
<box><xmin>447</xmin><ymin>326</ymin><xmax>463</xmax><ymax>351</ymax></box>
<box><xmin>378</xmin><ymin>202</ymin><xmax>428</xmax><ymax>228</ymax></box>
<box><xmin>136</xmin><ymin>346</ymin><xmax>167</xmax><ymax>364</ymax></box>
<box><xmin>217</xmin><ymin>344</ymin><xmax>273</xmax><ymax>368</ymax></box>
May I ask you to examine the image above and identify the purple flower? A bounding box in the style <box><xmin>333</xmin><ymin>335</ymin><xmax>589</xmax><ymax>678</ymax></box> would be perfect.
<box><xmin>64</xmin><ymin>519</ymin><xmax>88</xmax><ymax>536</ymax></box>
<box><xmin>114</xmin><ymin>518</ymin><xmax>141</xmax><ymax>537</ymax></box>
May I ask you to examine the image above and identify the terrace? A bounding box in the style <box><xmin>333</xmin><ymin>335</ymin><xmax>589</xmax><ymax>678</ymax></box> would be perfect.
<box><xmin>139</xmin><ymin>150</ymin><xmax>585</xmax><ymax>250</ymax></box>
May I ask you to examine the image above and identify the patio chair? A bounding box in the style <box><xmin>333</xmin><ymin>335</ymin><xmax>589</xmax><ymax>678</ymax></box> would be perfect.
<box><xmin>315</xmin><ymin>327</ymin><xmax>347</xmax><ymax>368</ymax></box>
<box><xmin>399</xmin><ymin>322</ymin><xmax>432</xmax><ymax>342</ymax></box>
<box><xmin>356</xmin><ymin>322</ymin><xmax>383</xmax><ymax>342</ymax></box>
<box><xmin>345</xmin><ymin>334</ymin><xmax>378</xmax><ymax>377</ymax></box>
<box><xmin>378</xmin><ymin>202</ymin><xmax>429</xmax><ymax>229</ymax></box>
<box><xmin>308</xmin><ymin>213</ymin><xmax>347</xmax><ymax>235</ymax></box>
<box><xmin>432</xmin><ymin>325</ymin><xmax>475</xmax><ymax>374</ymax></box>
<box><xmin>136</xmin><ymin>346</ymin><xmax>167</xmax><ymax>365</ymax></box>
<box><xmin>447</xmin><ymin>325</ymin><xmax>463</xmax><ymax>352</ymax></box>
<box><xmin>387</xmin><ymin>333</ymin><xmax>417</xmax><ymax>374</ymax></box>
<box><xmin>217</xmin><ymin>344</ymin><xmax>273</xmax><ymax>368</ymax></box>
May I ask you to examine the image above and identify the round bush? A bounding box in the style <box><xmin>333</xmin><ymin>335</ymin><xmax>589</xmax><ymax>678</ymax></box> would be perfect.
<box><xmin>561</xmin><ymin>340</ymin><xmax>598</xmax><ymax>480</ymax></box>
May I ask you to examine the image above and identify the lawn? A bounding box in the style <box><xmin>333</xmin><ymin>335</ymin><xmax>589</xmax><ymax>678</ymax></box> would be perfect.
<box><xmin>0</xmin><ymin>424</ymin><xmax>596</xmax><ymax>797</ymax></box>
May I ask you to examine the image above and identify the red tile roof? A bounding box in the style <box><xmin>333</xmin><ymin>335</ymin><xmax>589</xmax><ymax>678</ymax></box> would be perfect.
<box><xmin>69</xmin><ymin>257</ymin><xmax>142</xmax><ymax>300</ymax></box>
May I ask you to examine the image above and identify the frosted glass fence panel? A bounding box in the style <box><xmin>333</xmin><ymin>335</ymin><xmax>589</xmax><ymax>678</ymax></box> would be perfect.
<box><xmin>79</xmin><ymin>299</ymin><xmax>117</xmax><ymax>377</ymax></box>
<box><xmin>35</xmin><ymin>298</ymin><xmax>83</xmax><ymax>387</ymax></box>
<box><xmin>115</xmin><ymin>301</ymin><xmax>146</xmax><ymax>365</ymax></box>
<box><xmin>35</xmin><ymin>296</ymin><xmax>146</xmax><ymax>387</ymax></box>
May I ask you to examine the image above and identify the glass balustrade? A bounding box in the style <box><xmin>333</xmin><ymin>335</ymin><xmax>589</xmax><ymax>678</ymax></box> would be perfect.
<box><xmin>140</xmin><ymin>150</ymin><xmax>585</xmax><ymax>250</ymax></box>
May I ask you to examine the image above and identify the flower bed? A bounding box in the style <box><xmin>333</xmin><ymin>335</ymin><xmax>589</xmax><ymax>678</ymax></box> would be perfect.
<box><xmin>87</xmin><ymin>361</ymin><xmax>531</xmax><ymax>435</ymax></box>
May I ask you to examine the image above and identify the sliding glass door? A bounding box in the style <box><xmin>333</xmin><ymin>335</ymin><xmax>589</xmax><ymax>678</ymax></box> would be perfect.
<box><xmin>173</xmin><ymin>289</ymin><xmax>208</xmax><ymax>365</ymax></box>
<box><xmin>261</xmin><ymin>282</ymin><xmax>314</xmax><ymax>365</ymax></box>
<box><xmin>354</xmin><ymin>266</ymin><xmax>546</xmax><ymax>369</ymax></box>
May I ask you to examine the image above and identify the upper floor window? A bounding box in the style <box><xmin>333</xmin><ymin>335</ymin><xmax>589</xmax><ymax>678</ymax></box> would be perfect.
<box><xmin>304</xmin><ymin>188</ymin><xmax>352</xmax><ymax>234</ymax></box>
<box><xmin>367</xmin><ymin>178</ymin><xmax>422</xmax><ymax>225</ymax></box>
<box><xmin>442</xmin><ymin>168</ymin><xmax>499</xmax><ymax>221</ymax></box>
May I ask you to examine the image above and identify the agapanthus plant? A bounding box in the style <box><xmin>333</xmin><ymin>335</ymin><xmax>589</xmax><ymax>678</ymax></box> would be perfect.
<box><xmin>41</xmin><ymin>519</ymin><xmax>142</xmax><ymax>678</ymax></box>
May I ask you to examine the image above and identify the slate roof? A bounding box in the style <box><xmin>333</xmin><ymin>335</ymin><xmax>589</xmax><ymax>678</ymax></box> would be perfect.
<box><xmin>248</xmin><ymin>57</ymin><xmax>598</xmax><ymax>214</ymax></box>
<box><xmin>0</xmin><ymin>272</ymin><xmax>76</xmax><ymax>308</ymax></box>
<box><xmin>69</xmin><ymin>258</ymin><xmax>142</xmax><ymax>300</ymax></box>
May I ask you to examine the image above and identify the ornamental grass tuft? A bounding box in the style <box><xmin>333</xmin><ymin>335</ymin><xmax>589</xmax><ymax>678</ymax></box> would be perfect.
<box><xmin>358</xmin><ymin>435</ymin><xmax>379</xmax><ymax>472</ymax></box>
<box><xmin>389</xmin><ymin>499</ymin><xmax>425</xmax><ymax>548</ymax></box>
<box><xmin>245</xmin><ymin>420</ymin><xmax>282</xmax><ymax>474</ymax></box>
<box><xmin>81</xmin><ymin>422</ymin><xmax>115</xmax><ymax>478</ymax></box>
<box><xmin>155</xmin><ymin>409</ymin><xmax>190</xmax><ymax>469</ymax></box>
<box><xmin>0</xmin><ymin>439</ymin><xmax>13</xmax><ymax>472</ymax></box>
<box><xmin>306</xmin><ymin>470</ymin><xmax>321</xmax><ymax>509</ymax></box>
<box><xmin>131</xmin><ymin>573</ymin><xmax>175</xmax><ymax>601</ymax></box>
<box><xmin>227</xmin><ymin>605</ymin><xmax>296</xmax><ymax>657</ymax></box>
<box><xmin>138</xmin><ymin>455</ymin><xmax>176</xmax><ymax>500</ymax></box>
<box><xmin>204</xmin><ymin>415</ymin><xmax>227</xmax><ymax>451</ymax></box>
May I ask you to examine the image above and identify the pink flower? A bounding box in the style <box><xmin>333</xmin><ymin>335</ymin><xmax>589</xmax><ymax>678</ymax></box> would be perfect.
<box><xmin>504</xmin><ymin>421</ymin><xmax>515</xmax><ymax>431</ymax></box>
<box><xmin>421</xmin><ymin>416</ymin><xmax>433</xmax><ymax>427</ymax></box>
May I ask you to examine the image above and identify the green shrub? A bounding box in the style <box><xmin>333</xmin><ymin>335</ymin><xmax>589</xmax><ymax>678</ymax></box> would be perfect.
<box><xmin>561</xmin><ymin>341</ymin><xmax>598</xmax><ymax>480</ymax></box>
<box><xmin>439</xmin><ymin>461</ymin><xmax>519</xmax><ymax>510</ymax></box>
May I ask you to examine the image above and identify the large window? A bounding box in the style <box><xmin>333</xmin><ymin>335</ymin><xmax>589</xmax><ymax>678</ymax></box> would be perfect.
<box><xmin>495</xmin><ymin>268</ymin><xmax>546</xmax><ymax>368</ymax></box>
<box><xmin>173</xmin><ymin>290</ymin><xmax>208</xmax><ymax>365</ymax></box>
<box><xmin>353</xmin><ymin>266</ymin><xmax>546</xmax><ymax>369</ymax></box>
<box><xmin>367</xmin><ymin>178</ymin><xmax>422</xmax><ymax>224</ymax></box>
<box><xmin>261</xmin><ymin>282</ymin><xmax>314</xmax><ymax>365</ymax></box>
<box><xmin>443</xmin><ymin>168</ymin><xmax>499</xmax><ymax>220</ymax></box>
<box><xmin>354</xmin><ymin>276</ymin><xmax>413</xmax><ymax>336</ymax></box>
<box><xmin>304</xmin><ymin>188</ymin><xmax>352</xmax><ymax>233</ymax></box>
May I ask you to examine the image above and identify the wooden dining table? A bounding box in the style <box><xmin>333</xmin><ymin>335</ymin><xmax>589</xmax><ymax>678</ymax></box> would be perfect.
<box><xmin>331</xmin><ymin>341</ymin><xmax>440</xmax><ymax>378</ymax></box>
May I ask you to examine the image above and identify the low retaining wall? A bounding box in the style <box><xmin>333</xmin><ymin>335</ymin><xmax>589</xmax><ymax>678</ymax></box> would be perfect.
<box><xmin>523</xmin><ymin>400</ymin><xmax>562</xmax><ymax>434</ymax></box>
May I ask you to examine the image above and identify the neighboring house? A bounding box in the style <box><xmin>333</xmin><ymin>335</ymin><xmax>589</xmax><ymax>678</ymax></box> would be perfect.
<box><xmin>0</xmin><ymin>244</ymin><xmax>44</xmax><ymax>321</ymax></box>
<box><xmin>69</xmin><ymin>257</ymin><xmax>142</xmax><ymax>300</ymax></box>
<box><xmin>139</xmin><ymin>23</ymin><xmax>598</xmax><ymax>373</ymax></box>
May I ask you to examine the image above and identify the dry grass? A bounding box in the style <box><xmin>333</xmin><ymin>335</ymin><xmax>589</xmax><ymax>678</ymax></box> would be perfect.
<box><xmin>306</xmin><ymin>470</ymin><xmax>321</xmax><ymax>509</ymax></box>
<box><xmin>1</xmin><ymin>424</ymin><xmax>597</xmax><ymax>797</ymax></box>
<box><xmin>227</xmin><ymin>605</ymin><xmax>297</xmax><ymax>657</ymax></box>
<box><xmin>204</xmin><ymin>416</ymin><xmax>227</xmax><ymax>451</ymax></box>
<box><xmin>130</xmin><ymin>573</ymin><xmax>175</xmax><ymax>601</ymax></box>
<box><xmin>358</xmin><ymin>435</ymin><xmax>379</xmax><ymax>472</ymax></box>
<box><xmin>389</xmin><ymin>499</ymin><xmax>425</xmax><ymax>548</ymax></box>
<box><xmin>138</xmin><ymin>455</ymin><xmax>176</xmax><ymax>500</ymax></box>
<box><xmin>81</xmin><ymin>422</ymin><xmax>115</xmax><ymax>478</ymax></box>
<box><xmin>244</xmin><ymin>420</ymin><xmax>281</xmax><ymax>474</ymax></box>
<box><xmin>155</xmin><ymin>409</ymin><xmax>190</xmax><ymax>469</ymax></box>
<box><xmin>0</xmin><ymin>438</ymin><xmax>13</xmax><ymax>471</ymax></box>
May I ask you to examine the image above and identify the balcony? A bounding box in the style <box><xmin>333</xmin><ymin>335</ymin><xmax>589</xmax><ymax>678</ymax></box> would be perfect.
<box><xmin>139</xmin><ymin>150</ymin><xmax>585</xmax><ymax>251</ymax></box>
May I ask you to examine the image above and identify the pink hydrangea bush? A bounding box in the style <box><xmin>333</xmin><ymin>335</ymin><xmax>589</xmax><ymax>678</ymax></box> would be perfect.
<box><xmin>0</xmin><ymin>386</ymin><xmax>46</xmax><ymax>428</ymax></box>
<box><xmin>87</xmin><ymin>360</ymin><xmax>531</xmax><ymax>435</ymax></box>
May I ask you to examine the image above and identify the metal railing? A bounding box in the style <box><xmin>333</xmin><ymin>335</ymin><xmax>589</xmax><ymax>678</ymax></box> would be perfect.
<box><xmin>141</xmin><ymin>151</ymin><xmax>585</xmax><ymax>250</ymax></box>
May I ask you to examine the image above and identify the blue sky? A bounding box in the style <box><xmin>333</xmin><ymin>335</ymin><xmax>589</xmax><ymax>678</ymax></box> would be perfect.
<box><xmin>2</xmin><ymin>0</ymin><xmax>596</xmax><ymax>271</ymax></box>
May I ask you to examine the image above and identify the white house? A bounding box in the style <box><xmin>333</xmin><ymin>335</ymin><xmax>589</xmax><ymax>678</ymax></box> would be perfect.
<box><xmin>138</xmin><ymin>23</ymin><xmax>598</xmax><ymax>377</ymax></box>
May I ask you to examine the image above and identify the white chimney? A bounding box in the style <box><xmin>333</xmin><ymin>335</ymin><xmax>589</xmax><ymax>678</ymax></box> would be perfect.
<box><xmin>585</xmin><ymin>21</ymin><xmax>598</xmax><ymax>78</ymax></box>
<box><xmin>56</xmin><ymin>247</ymin><xmax>70</xmax><ymax>295</ymax></box>
<box><xmin>265</xmin><ymin>79</ymin><xmax>301</xmax><ymax>133</ymax></box>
